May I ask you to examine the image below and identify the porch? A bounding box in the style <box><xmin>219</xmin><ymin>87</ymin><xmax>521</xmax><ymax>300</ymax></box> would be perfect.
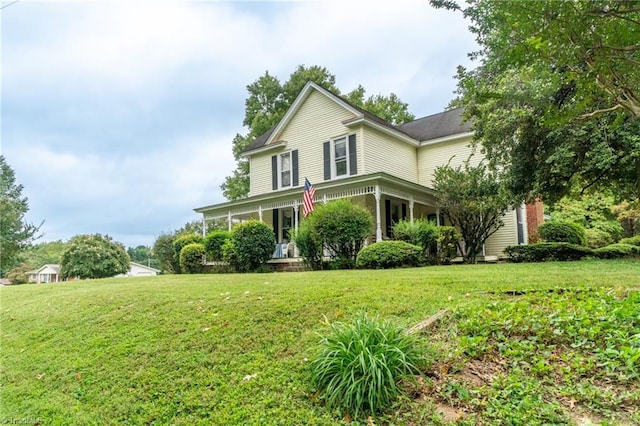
<box><xmin>195</xmin><ymin>173</ymin><xmax>445</xmax><ymax>260</ymax></box>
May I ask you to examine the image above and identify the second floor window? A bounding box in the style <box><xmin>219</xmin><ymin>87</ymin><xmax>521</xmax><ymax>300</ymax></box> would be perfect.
<box><xmin>280</xmin><ymin>151</ymin><xmax>291</xmax><ymax>188</ymax></box>
<box><xmin>323</xmin><ymin>134</ymin><xmax>357</xmax><ymax>181</ymax></box>
<box><xmin>272</xmin><ymin>149</ymin><xmax>298</xmax><ymax>190</ymax></box>
<box><xmin>334</xmin><ymin>137</ymin><xmax>348</xmax><ymax>177</ymax></box>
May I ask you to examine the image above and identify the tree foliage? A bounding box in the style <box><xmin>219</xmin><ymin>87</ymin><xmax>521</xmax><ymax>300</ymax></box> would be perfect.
<box><xmin>223</xmin><ymin>220</ymin><xmax>275</xmax><ymax>273</ymax></box>
<box><xmin>221</xmin><ymin>65</ymin><xmax>415</xmax><ymax>200</ymax></box>
<box><xmin>305</xmin><ymin>199</ymin><xmax>374</xmax><ymax>269</ymax></box>
<box><xmin>0</xmin><ymin>156</ymin><xmax>41</xmax><ymax>277</ymax></box>
<box><xmin>433</xmin><ymin>160</ymin><xmax>515</xmax><ymax>263</ymax></box>
<box><xmin>21</xmin><ymin>240</ymin><xmax>66</xmax><ymax>270</ymax></box>
<box><xmin>152</xmin><ymin>232</ymin><xmax>177</xmax><ymax>274</ymax></box>
<box><xmin>60</xmin><ymin>234</ymin><xmax>130</xmax><ymax>279</ymax></box>
<box><xmin>179</xmin><ymin>243</ymin><xmax>206</xmax><ymax>274</ymax></box>
<box><xmin>430</xmin><ymin>0</ymin><xmax>640</xmax><ymax>201</ymax></box>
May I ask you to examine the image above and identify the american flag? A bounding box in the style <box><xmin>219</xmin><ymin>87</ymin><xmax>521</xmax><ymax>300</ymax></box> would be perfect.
<box><xmin>303</xmin><ymin>178</ymin><xmax>316</xmax><ymax>217</ymax></box>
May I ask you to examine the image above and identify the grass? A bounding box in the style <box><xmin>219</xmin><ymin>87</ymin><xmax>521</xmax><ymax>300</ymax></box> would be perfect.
<box><xmin>1</xmin><ymin>259</ymin><xmax>639</xmax><ymax>425</ymax></box>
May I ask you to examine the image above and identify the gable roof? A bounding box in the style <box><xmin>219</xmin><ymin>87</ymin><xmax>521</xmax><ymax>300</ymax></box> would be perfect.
<box><xmin>241</xmin><ymin>82</ymin><xmax>473</xmax><ymax>154</ymax></box>
<box><xmin>398</xmin><ymin>107</ymin><xmax>472</xmax><ymax>142</ymax></box>
<box><xmin>27</xmin><ymin>264</ymin><xmax>61</xmax><ymax>275</ymax></box>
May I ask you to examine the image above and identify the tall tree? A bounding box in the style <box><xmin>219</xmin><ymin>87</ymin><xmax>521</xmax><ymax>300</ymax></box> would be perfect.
<box><xmin>433</xmin><ymin>160</ymin><xmax>516</xmax><ymax>263</ymax></box>
<box><xmin>0</xmin><ymin>156</ymin><xmax>41</xmax><ymax>277</ymax></box>
<box><xmin>221</xmin><ymin>65</ymin><xmax>415</xmax><ymax>200</ymax></box>
<box><xmin>430</xmin><ymin>0</ymin><xmax>640</xmax><ymax>201</ymax></box>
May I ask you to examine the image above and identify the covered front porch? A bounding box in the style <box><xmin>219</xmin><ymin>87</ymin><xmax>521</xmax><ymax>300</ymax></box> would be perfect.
<box><xmin>195</xmin><ymin>173</ymin><xmax>444</xmax><ymax>260</ymax></box>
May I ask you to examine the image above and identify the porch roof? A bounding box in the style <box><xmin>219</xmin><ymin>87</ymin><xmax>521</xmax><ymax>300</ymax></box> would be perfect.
<box><xmin>195</xmin><ymin>172</ymin><xmax>438</xmax><ymax>220</ymax></box>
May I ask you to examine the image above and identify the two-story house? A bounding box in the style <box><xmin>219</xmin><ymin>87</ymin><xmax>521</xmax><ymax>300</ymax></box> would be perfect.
<box><xmin>195</xmin><ymin>81</ymin><xmax>542</xmax><ymax>260</ymax></box>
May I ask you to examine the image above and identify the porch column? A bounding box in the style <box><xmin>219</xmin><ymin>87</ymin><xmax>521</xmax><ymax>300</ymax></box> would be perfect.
<box><xmin>201</xmin><ymin>216</ymin><xmax>206</xmax><ymax>238</ymax></box>
<box><xmin>374</xmin><ymin>185</ymin><xmax>383</xmax><ymax>242</ymax></box>
<box><xmin>258</xmin><ymin>205</ymin><xmax>263</xmax><ymax>222</ymax></box>
<box><xmin>436</xmin><ymin>208</ymin><xmax>441</xmax><ymax>226</ymax></box>
<box><xmin>293</xmin><ymin>202</ymin><xmax>299</xmax><ymax>258</ymax></box>
<box><xmin>409</xmin><ymin>197</ymin><xmax>414</xmax><ymax>223</ymax></box>
<box><xmin>227</xmin><ymin>211</ymin><xmax>232</xmax><ymax>232</ymax></box>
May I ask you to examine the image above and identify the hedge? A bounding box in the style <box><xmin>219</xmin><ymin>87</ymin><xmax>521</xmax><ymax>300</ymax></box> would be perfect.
<box><xmin>593</xmin><ymin>243</ymin><xmax>640</xmax><ymax>259</ymax></box>
<box><xmin>356</xmin><ymin>241</ymin><xmax>423</xmax><ymax>269</ymax></box>
<box><xmin>504</xmin><ymin>242</ymin><xmax>594</xmax><ymax>262</ymax></box>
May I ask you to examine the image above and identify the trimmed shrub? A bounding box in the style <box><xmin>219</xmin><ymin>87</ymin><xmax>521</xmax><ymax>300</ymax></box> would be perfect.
<box><xmin>224</xmin><ymin>220</ymin><xmax>275</xmax><ymax>273</ymax></box>
<box><xmin>173</xmin><ymin>233</ymin><xmax>203</xmax><ymax>273</ymax></box>
<box><xmin>619</xmin><ymin>235</ymin><xmax>640</xmax><ymax>247</ymax></box>
<box><xmin>179</xmin><ymin>243</ymin><xmax>206</xmax><ymax>274</ymax></box>
<box><xmin>594</xmin><ymin>243</ymin><xmax>640</xmax><ymax>259</ymax></box>
<box><xmin>311</xmin><ymin>199</ymin><xmax>374</xmax><ymax>269</ymax></box>
<box><xmin>392</xmin><ymin>219</ymin><xmax>439</xmax><ymax>256</ymax></box>
<box><xmin>310</xmin><ymin>312</ymin><xmax>427</xmax><ymax>419</ymax></box>
<box><xmin>538</xmin><ymin>221</ymin><xmax>587</xmax><ymax>246</ymax></box>
<box><xmin>204</xmin><ymin>230</ymin><xmax>231</xmax><ymax>261</ymax></box>
<box><xmin>356</xmin><ymin>241</ymin><xmax>423</xmax><ymax>269</ymax></box>
<box><xmin>292</xmin><ymin>220</ymin><xmax>324</xmax><ymax>271</ymax></box>
<box><xmin>585</xmin><ymin>227</ymin><xmax>614</xmax><ymax>249</ymax></box>
<box><xmin>504</xmin><ymin>243</ymin><xmax>594</xmax><ymax>262</ymax></box>
<box><xmin>436</xmin><ymin>226</ymin><xmax>461</xmax><ymax>264</ymax></box>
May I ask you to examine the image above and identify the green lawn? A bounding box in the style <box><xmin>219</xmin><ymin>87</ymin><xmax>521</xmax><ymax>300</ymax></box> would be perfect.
<box><xmin>1</xmin><ymin>260</ymin><xmax>639</xmax><ymax>425</ymax></box>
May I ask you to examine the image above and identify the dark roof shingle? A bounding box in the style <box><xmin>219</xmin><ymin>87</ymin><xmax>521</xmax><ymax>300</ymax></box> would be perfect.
<box><xmin>398</xmin><ymin>107</ymin><xmax>472</xmax><ymax>142</ymax></box>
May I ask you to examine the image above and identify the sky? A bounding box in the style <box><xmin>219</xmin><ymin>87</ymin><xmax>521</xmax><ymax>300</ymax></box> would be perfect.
<box><xmin>1</xmin><ymin>0</ymin><xmax>478</xmax><ymax>249</ymax></box>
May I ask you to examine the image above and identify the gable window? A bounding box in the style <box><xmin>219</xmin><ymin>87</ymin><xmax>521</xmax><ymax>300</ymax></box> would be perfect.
<box><xmin>334</xmin><ymin>137</ymin><xmax>348</xmax><ymax>177</ymax></box>
<box><xmin>323</xmin><ymin>134</ymin><xmax>357</xmax><ymax>180</ymax></box>
<box><xmin>271</xmin><ymin>149</ymin><xmax>299</xmax><ymax>190</ymax></box>
<box><xmin>280</xmin><ymin>151</ymin><xmax>291</xmax><ymax>188</ymax></box>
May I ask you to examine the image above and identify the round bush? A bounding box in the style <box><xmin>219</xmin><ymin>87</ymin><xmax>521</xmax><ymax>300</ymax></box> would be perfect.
<box><xmin>356</xmin><ymin>241</ymin><xmax>423</xmax><ymax>269</ymax></box>
<box><xmin>392</xmin><ymin>219</ymin><xmax>439</xmax><ymax>255</ymax></box>
<box><xmin>311</xmin><ymin>199</ymin><xmax>374</xmax><ymax>268</ymax></box>
<box><xmin>173</xmin><ymin>233</ymin><xmax>203</xmax><ymax>273</ymax></box>
<box><xmin>179</xmin><ymin>243</ymin><xmax>206</xmax><ymax>273</ymax></box>
<box><xmin>292</xmin><ymin>220</ymin><xmax>323</xmax><ymax>270</ymax></box>
<box><xmin>310</xmin><ymin>312</ymin><xmax>427</xmax><ymax>419</ymax></box>
<box><xmin>204</xmin><ymin>230</ymin><xmax>232</xmax><ymax>261</ymax></box>
<box><xmin>224</xmin><ymin>220</ymin><xmax>275</xmax><ymax>272</ymax></box>
<box><xmin>538</xmin><ymin>221</ymin><xmax>587</xmax><ymax>246</ymax></box>
<box><xmin>585</xmin><ymin>227</ymin><xmax>614</xmax><ymax>248</ymax></box>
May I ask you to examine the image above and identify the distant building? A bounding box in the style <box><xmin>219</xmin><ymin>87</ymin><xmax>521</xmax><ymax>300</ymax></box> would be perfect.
<box><xmin>27</xmin><ymin>264</ymin><xmax>61</xmax><ymax>283</ymax></box>
<box><xmin>118</xmin><ymin>262</ymin><xmax>161</xmax><ymax>277</ymax></box>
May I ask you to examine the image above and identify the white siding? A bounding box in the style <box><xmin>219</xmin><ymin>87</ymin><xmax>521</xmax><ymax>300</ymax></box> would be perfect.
<box><xmin>485</xmin><ymin>209</ymin><xmax>519</xmax><ymax>257</ymax></box>
<box><xmin>362</xmin><ymin>127</ymin><xmax>418</xmax><ymax>182</ymax></box>
<box><xmin>417</xmin><ymin>136</ymin><xmax>480</xmax><ymax>188</ymax></box>
<box><xmin>249</xmin><ymin>90</ymin><xmax>357</xmax><ymax>196</ymax></box>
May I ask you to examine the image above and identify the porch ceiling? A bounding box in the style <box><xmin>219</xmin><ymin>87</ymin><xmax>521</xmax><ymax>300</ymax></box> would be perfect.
<box><xmin>195</xmin><ymin>172</ymin><xmax>438</xmax><ymax>220</ymax></box>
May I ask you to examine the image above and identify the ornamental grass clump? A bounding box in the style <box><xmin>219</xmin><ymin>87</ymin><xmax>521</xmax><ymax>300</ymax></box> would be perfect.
<box><xmin>310</xmin><ymin>312</ymin><xmax>427</xmax><ymax>419</ymax></box>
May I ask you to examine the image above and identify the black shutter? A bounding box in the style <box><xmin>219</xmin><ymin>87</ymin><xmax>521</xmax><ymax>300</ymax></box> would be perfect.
<box><xmin>273</xmin><ymin>209</ymin><xmax>279</xmax><ymax>242</ymax></box>
<box><xmin>402</xmin><ymin>203</ymin><xmax>407</xmax><ymax>221</ymax></box>
<box><xmin>292</xmin><ymin>150</ymin><xmax>299</xmax><ymax>187</ymax></box>
<box><xmin>385</xmin><ymin>199</ymin><xmax>391</xmax><ymax>238</ymax></box>
<box><xmin>348</xmin><ymin>134</ymin><xmax>357</xmax><ymax>175</ymax></box>
<box><xmin>323</xmin><ymin>141</ymin><xmax>331</xmax><ymax>180</ymax></box>
<box><xmin>271</xmin><ymin>155</ymin><xmax>278</xmax><ymax>190</ymax></box>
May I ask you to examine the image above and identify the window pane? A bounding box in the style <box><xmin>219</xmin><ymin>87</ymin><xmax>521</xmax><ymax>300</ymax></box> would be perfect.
<box><xmin>281</xmin><ymin>152</ymin><xmax>290</xmax><ymax>170</ymax></box>
<box><xmin>282</xmin><ymin>170</ymin><xmax>291</xmax><ymax>186</ymax></box>
<box><xmin>334</xmin><ymin>139</ymin><xmax>346</xmax><ymax>159</ymax></box>
<box><xmin>336</xmin><ymin>159</ymin><xmax>347</xmax><ymax>176</ymax></box>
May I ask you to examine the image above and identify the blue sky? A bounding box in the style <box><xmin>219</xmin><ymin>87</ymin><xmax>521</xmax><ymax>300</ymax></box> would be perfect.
<box><xmin>1</xmin><ymin>0</ymin><xmax>477</xmax><ymax>248</ymax></box>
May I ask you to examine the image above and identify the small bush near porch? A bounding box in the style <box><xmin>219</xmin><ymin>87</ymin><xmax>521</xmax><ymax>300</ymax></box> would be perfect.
<box><xmin>222</xmin><ymin>220</ymin><xmax>275</xmax><ymax>272</ymax></box>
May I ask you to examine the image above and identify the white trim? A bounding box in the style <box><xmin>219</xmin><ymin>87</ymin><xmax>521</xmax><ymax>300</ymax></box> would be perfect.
<box><xmin>242</xmin><ymin>141</ymin><xmax>286</xmax><ymax>157</ymax></box>
<box><xmin>419</xmin><ymin>131</ymin><xmax>474</xmax><ymax>147</ymax></box>
<box><xmin>343</xmin><ymin>116</ymin><xmax>420</xmax><ymax>146</ymax></box>
<box><xmin>278</xmin><ymin>150</ymin><xmax>293</xmax><ymax>189</ymax></box>
<box><xmin>263</xmin><ymin>81</ymin><xmax>362</xmax><ymax>148</ymax></box>
<box><xmin>330</xmin><ymin>135</ymin><xmax>350</xmax><ymax>179</ymax></box>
